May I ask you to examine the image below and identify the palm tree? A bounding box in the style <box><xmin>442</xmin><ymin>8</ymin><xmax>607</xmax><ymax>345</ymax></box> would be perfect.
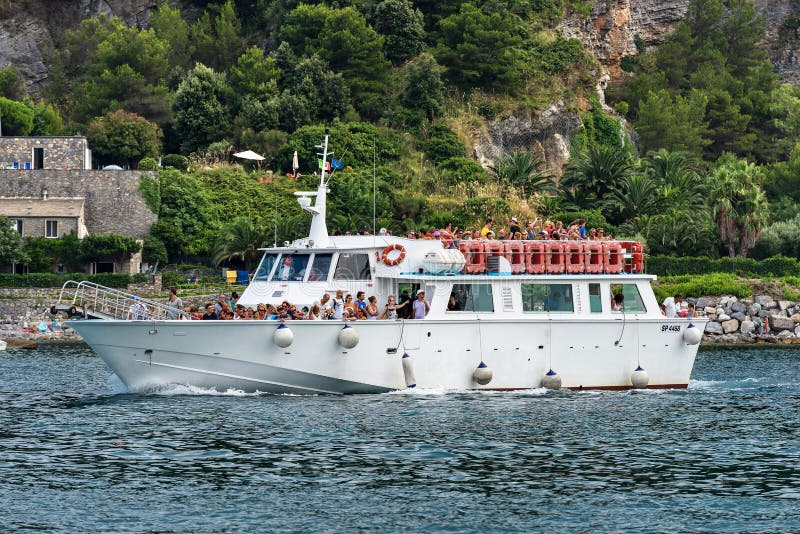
<box><xmin>560</xmin><ymin>144</ymin><xmax>633</xmax><ymax>208</ymax></box>
<box><xmin>708</xmin><ymin>154</ymin><xmax>769</xmax><ymax>258</ymax></box>
<box><xmin>212</xmin><ymin>217</ymin><xmax>269</xmax><ymax>270</ymax></box>
<box><xmin>489</xmin><ymin>151</ymin><xmax>554</xmax><ymax>197</ymax></box>
<box><xmin>603</xmin><ymin>173</ymin><xmax>660</xmax><ymax>223</ymax></box>
<box><xmin>644</xmin><ymin>149</ymin><xmax>705</xmax><ymax>210</ymax></box>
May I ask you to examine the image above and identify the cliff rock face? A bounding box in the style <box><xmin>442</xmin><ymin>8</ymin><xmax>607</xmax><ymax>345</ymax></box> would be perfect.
<box><xmin>560</xmin><ymin>0</ymin><xmax>800</xmax><ymax>85</ymax></box>
<box><xmin>473</xmin><ymin>105</ymin><xmax>583</xmax><ymax>178</ymax></box>
<box><xmin>559</xmin><ymin>0</ymin><xmax>691</xmax><ymax>83</ymax></box>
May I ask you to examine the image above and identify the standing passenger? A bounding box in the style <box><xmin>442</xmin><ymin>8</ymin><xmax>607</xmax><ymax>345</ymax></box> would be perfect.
<box><xmin>413</xmin><ymin>290</ymin><xmax>430</xmax><ymax>319</ymax></box>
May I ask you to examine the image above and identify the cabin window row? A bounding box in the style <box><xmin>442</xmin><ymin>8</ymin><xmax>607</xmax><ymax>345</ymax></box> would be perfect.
<box><xmin>254</xmin><ymin>252</ymin><xmax>372</xmax><ymax>282</ymax></box>
<box><xmin>445</xmin><ymin>283</ymin><xmax>647</xmax><ymax>313</ymax></box>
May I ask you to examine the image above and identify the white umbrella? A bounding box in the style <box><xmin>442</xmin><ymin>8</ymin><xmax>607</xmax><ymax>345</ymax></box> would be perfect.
<box><xmin>233</xmin><ymin>150</ymin><xmax>265</xmax><ymax>161</ymax></box>
<box><xmin>292</xmin><ymin>150</ymin><xmax>299</xmax><ymax>177</ymax></box>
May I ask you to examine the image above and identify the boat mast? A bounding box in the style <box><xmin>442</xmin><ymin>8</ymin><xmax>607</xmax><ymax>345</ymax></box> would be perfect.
<box><xmin>295</xmin><ymin>129</ymin><xmax>331</xmax><ymax>247</ymax></box>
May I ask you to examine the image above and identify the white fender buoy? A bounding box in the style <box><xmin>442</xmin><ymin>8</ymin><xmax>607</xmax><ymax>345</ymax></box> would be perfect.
<box><xmin>401</xmin><ymin>352</ymin><xmax>416</xmax><ymax>388</ymax></box>
<box><xmin>473</xmin><ymin>361</ymin><xmax>492</xmax><ymax>385</ymax></box>
<box><xmin>273</xmin><ymin>323</ymin><xmax>294</xmax><ymax>348</ymax></box>
<box><xmin>338</xmin><ymin>324</ymin><xmax>359</xmax><ymax>349</ymax></box>
<box><xmin>683</xmin><ymin>323</ymin><xmax>702</xmax><ymax>345</ymax></box>
<box><xmin>631</xmin><ymin>366</ymin><xmax>650</xmax><ymax>389</ymax></box>
<box><xmin>542</xmin><ymin>369</ymin><xmax>561</xmax><ymax>390</ymax></box>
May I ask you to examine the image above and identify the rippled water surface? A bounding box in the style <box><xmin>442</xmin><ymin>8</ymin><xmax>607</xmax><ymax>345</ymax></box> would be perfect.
<box><xmin>1</xmin><ymin>344</ymin><xmax>799</xmax><ymax>532</ymax></box>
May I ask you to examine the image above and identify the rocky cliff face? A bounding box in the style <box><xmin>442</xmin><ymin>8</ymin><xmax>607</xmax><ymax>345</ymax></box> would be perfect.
<box><xmin>560</xmin><ymin>0</ymin><xmax>800</xmax><ymax>85</ymax></box>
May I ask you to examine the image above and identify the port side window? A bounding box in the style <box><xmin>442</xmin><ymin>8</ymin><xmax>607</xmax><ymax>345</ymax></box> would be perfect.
<box><xmin>589</xmin><ymin>283</ymin><xmax>603</xmax><ymax>313</ymax></box>
<box><xmin>308</xmin><ymin>253</ymin><xmax>333</xmax><ymax>281</ymax></box>
<box><xmin>447</xmin><ymin>284</ymin><xmax>494</xmax><ymax>312</ymax></box>
<box><xmin>254</xmin><ymin>253</ymin><xmax>278</xmax><ymax>281</ymax></box>
<box><xmin>611</xmin><ymin>284</ymin><xmax>647</xmax><ymax>313</ymax></box>
<box><xmin>333</xmin><ymin>253</ymin><xmax>371</xmax><ymax>280</ymax></box>
<box><xmin>521</xmin><ymin>283</ymin><xmax>574</xmax><ymax>312</ymax></box>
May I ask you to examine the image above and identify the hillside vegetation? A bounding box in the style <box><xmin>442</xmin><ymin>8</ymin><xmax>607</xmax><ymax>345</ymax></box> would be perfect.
<box><xmin>1</xmin><ymin>0</ymin><xmax>799</xmax><ymax>268</ymax></box>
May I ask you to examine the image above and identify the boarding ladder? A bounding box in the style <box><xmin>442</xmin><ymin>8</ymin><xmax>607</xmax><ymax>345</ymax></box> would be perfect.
<box><xmin>53</xmin><ymin>280</ymin><xmax>186</xmax><ymax>320</ymax></box>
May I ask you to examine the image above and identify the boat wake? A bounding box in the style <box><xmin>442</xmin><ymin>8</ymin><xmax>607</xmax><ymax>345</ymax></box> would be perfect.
<box><xmin>386</xmin><ymin>387</ymin><xmax>549</xmax><ymax>396</ymax></box>
<box><xmin>107</xmin><ymin>374</ymin><xmax>305</xmax><ymax>397</ymax></box>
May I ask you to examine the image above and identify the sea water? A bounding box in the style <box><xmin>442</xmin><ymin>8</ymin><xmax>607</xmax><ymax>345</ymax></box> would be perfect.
<box><xmin>1</xmin><ymin>344</ymin><xmax>798</xmax><ymax>532</ymax></box>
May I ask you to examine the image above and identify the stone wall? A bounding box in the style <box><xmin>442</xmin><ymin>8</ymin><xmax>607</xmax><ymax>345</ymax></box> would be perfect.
<box><xmin>0</xmin><ymin>169</ymin><xmax>157</xmax><ymax>238</ymax></box>
<box><xmin>0</xmin><ymin>137</ymin><xmax>88</xmax><ymax>170</ymax></box>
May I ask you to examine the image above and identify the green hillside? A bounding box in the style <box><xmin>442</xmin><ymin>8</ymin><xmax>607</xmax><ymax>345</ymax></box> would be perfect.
<box><xmin>1</xmin><ymin>0</ymin><xmax>799</xmax><ymax>267</ymax></box>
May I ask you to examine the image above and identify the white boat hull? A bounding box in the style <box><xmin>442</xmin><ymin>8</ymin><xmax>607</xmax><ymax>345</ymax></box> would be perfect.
<box><xmin>68</xmin><ymin>318</ymin><xmax>704</xmax><ymax>393</ymax></box>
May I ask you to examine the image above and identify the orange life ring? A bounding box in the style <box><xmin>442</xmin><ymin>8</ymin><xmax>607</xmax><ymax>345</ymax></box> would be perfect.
<box><xmin>382</xmin><ymin>244</ymin><xmax>406</xmax><ymax>266</ymax></box>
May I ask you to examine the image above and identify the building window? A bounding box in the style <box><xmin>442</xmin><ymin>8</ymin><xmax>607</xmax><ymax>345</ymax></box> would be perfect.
<box><xmin>447</xmin><ymin>284</ymin><xmax>494</xmax><ymax>312</ymax></box>
<box><xmin>9</xmin><ymin>219</ymin><xmax>22</xmax><ymax>234</ymax></box>
<box><xmin>521</xmin><ymin>283</ymin><xmax>574</xmax><ymax>313</ymax></box>
<box><xmin>45</xmin><ymin>220</ymin><xmax>58</xmax><ymax>238</ymax></box>
<box><xmin>33</xmin><ymin>147</ymin><xmax>44</xmax><ymax>169</ymax></box>
<box><xmin>92</xmin><ymin>262</ymin><xmax>115</xmax><ymax>274</ymax></box>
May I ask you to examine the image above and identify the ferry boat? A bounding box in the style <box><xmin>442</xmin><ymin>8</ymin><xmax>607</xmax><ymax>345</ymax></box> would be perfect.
<box><xmin>60</xmin><ymin>133</ymin><xmax>706</xmax><ymax>394</ymax></box>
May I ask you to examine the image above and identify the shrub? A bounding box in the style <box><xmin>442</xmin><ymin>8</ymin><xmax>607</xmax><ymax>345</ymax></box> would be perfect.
<box><xmin>161</xmin><ymin>154</ymin><xmax>188</xmax><ymax>171</ymax></box>
<box><xmin>138</xmin><ymin>157</ymin><xmax>158</xmax><ymax>171</ymax></box>
<box><xmin>0</xmin><ymin>273</ymin><xmax>144</xmax><ymax>288</ymax></box>
<box><xmin>653</xmin><ymin>273</ymin><xmax>752</xmax><ymax>301</ymax></box>
<box><xmin>647</xmin><ymin>255</ymin><xmax>800</xmax><ymax>277</ymax></box>
<box><xmin>426</xmin><ymin>126</ymin><xmax>465</xmax><ymax>164</ymax></box>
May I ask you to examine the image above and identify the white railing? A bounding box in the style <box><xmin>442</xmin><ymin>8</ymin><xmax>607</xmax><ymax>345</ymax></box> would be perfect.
<box><xmin>57</xmin><ymin>280</ymin><xmax>186</xmax><ymax>320</ymax></box>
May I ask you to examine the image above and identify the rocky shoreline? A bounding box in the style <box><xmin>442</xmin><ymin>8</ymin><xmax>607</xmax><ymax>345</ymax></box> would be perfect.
<box><xmin>690</xmin><ymin>294</ymin><xmax>800</xmax><ymax>345</ymax></box>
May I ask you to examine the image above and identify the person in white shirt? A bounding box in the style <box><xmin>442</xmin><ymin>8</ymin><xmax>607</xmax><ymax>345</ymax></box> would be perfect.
<box><xmin>332</xmin><ymin>289</ymin><xmax>345</xmax><ymax>320</ymax></box>
<box><xmin>663</xmin><ymin>294</ymin><xmax>682</xmax><ymax>318</ymax></box>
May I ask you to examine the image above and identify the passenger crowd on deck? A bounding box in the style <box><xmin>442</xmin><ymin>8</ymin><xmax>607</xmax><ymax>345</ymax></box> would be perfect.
<box><xmin>169</xmin><ymin>289</ymin><xmax>429</xmax><ymax>322</ymax></box>
<box><xmin>401</xmin><ymin>217</ymin><xmax>612</xmax><ymax>244</ymax></box>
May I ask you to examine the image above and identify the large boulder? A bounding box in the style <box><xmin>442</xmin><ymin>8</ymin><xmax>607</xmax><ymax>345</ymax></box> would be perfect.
<box><xmin>755</xmin><ymin>295</ymin><xmax>774</xmax><ymax>308</ymax></box>
<box><xmin>731</xmin><ymin>301</ymin><xmax>746</xmax><ymax>313</ymax></box>
<box><xmin>731</xmin><ymin>312</ymin><xmax>746</xmax><ymax>322</ymax></box>
<box><xmin>740</xmin><ymin>320</ymin><xmax>755</xmax><ymax>335</ymax></box>
<box><xmin>704</xmin><ymin>306</ymin><xmax>717</xmax><ymax>315</ymax></box>
<box><xmin>770</xmin><ymin>315</ymin><xmax>795</xmax><ymax>332</ymax></box>
<box><xmin>791</xmin><ymin>314</ymin><xmax>800</xmax><ymax>323</ymax></box>
<box><xmin>696</xmin><ymin>297</ymin><xmax>713</xmax><ymax>310</ymax></box>
<box><xmin>722</xmin><ymin>319</ymin><xmax>740</xmax><ymax>333</ymax></box>
<box><xmin>717</xmin><ymin>313</ymin><xmax>731</xmax><ymax>322</ymax></box>
<box><xmin>747</xmin><ymin>303</ymin><xmax>762</xmax><ymax>317</ymax></box>
<box><xmin>704</xmin><ymin>321</ymin><xmax>724</xmax><ymax>335</ymax></box>
<box><xmin>776</xmin><ymin>330</ymin><xmax>796</xmax><ymax>340</ymax></box>
<box><xmin>778</xmin><ymin>300</ymin><xmax>794</xmax><ymax>311</ymax></box>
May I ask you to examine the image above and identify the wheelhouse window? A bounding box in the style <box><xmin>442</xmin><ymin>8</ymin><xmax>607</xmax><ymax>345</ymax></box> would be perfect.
<box><xmin>254</xmin><ymin>253</ymin><xmax>278</xmax><ymax>281</ymax></box>
<box><xmin>45</xmin><ymin>220</ymin><xmax>58</xmax><ymax>238</ymax></box>
<box><xmin>447</xmin><ymin>284</ymin><xmax>494</xmax><ymax>312</ymax></box>
<box><xmin>611</xmin><ymin>284</ymin><xmax>647</xmax><ymax>313</ymax></box>
<box><xmin>307</xmin><ymin>253</ymin><xmax>333</xmax><ymax>282</ymax></box>
<box><xmin>333</xmin><ymin>253</ymin><xmax>371</xmax><ymax>280</ymax></box>
<box><xmin>522</xmin><ymin>283</ymin><xmax>574</xmax><ymax>312</ymax></box>
<box><xmin>9</xmin><ymin>219</ymin><xmax>22</xmax><ymax>233</ymax></box>
<box><xmin>274</xmin><ymin>253</ymin><xmax>310</xmax><ymax>281</ymax></box>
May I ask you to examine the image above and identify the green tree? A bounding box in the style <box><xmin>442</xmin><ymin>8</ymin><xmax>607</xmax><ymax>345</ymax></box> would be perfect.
<box><xmin>47</xmin><ymin>15</ymin><xmax>172</xmax><ymax>127</ymax></box>
<box><xmin>0</xmin><ymin>216</ymin><xmax>28</xmax><ymax>266</ymax></box>
<box><xmin>151</xmin><ymin>4</ymin><xmax>194</xmax><ymax>73</ymax></box>
<box><xmin>434</xmin><ymin>3</ymin><xmax>525</xmax><ymax>90</ymax></box>
<box><xmin>708</xmin><ymin>153</ymin><xmax>769</xmax><ymax>257</ymax></box>
<box><xmin>279</xmin><ymin>4</ymin><xmax>389</xmax><ymax>110</ymax></box>
<box><xmin>78</xmin><ymin>234</ymin><xmax>141</xmax><ymax>264</ymax></box>
<box><xmin>0</xmin><ymin>67</ymin><xmax>25</xmax><ymax>100</ymax></box>
<box><xmin>86</xmin><ymin>110</ymin><xmax>163</xmax><ymax>168</ymax></box>
<box><xmin>374</xmin><ymin>0</ymin><xmax>425</xmax><ymax>62</ymax></box>
<box><xmin>400</xmin><ymin>52</ymin><xmax>445</xmax><ymax>123</ymax></box>
<box><xmin>489</xmin><ymin>151</ymin><xmax>554</xmax><ymax>196</ymax></box>
<box><xmin>190</xmin><ymin>0</ymin><xmax>247</xmax><ymax>72</ymax></box>
<box><xmin>151</xmin><ymin>169</ymin><xmax>215</xmax><ymax>258</ymax></box>
<box><xmin>229</xmin><ymin>46</ymin><xmax>280</xmax><ymax>99</ymax></box>
<box><xmin>172</xmin><ymin>63</ymin><xmax>234</xmax><ymax>154</ymax></box>
<box><xmin>28</xmin><ymin>99</ymin><xmax>64</xmax><ymax>136</ymax></box>
<box><xmin>211</xmin><ymin>217</ymin><xmax>268</xmax><ymax>270</ymax></box>
<box><xmin>142</xmin><ymin>235</ymin><xmax>168</xmax><ymax>267</ymax></box>
<box><xmin>560</xmin><ymin>144</ymin><xmax>634</xmax><ymax>208</ymax></box>
<box><xmin>635</xmin><ymin>89</ymin><xmax>710</xmax><ymax>156</ymax></box>
<box><xmin>0</xmin><ymin>97</ymin><xmax>34</xmax><ymax>135</ymax></box>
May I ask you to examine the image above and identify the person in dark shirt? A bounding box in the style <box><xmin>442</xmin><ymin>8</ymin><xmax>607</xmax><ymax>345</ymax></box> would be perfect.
<box><xmin>202</xmin><ymin>304</ymin><xmax>219</xmax><ymax>320</ymax></box>
<box><xmin>509</xmin><ymin>217</ymin><xmax>521</xmax><ymax>238</ymax></box>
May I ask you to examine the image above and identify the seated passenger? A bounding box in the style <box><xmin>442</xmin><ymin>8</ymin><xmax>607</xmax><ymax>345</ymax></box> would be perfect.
<box><xmin>612</xmin><ymin>293</ymin><xmax>624</xmax><ymax>312</ymax></box>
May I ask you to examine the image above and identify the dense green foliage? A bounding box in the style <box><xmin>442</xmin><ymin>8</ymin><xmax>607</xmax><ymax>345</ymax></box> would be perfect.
<box><xmin>653</xmin><ymin>273</ymin><xmax>753</xmax><ymax>301</ymax></box>
<box><xmin>0</xmin><ymin>216</ymin><xmax>28</xmax><ymax>265</ymax></box>
<box><xmin>2</xmin><ymin>0</ymin><xmax>799</xmax><ymax>272</ymax></box>
<box><xmin>0</xmin><ymin>273</ymin><xmax>147</xmax><ymax>288</ymax></box>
